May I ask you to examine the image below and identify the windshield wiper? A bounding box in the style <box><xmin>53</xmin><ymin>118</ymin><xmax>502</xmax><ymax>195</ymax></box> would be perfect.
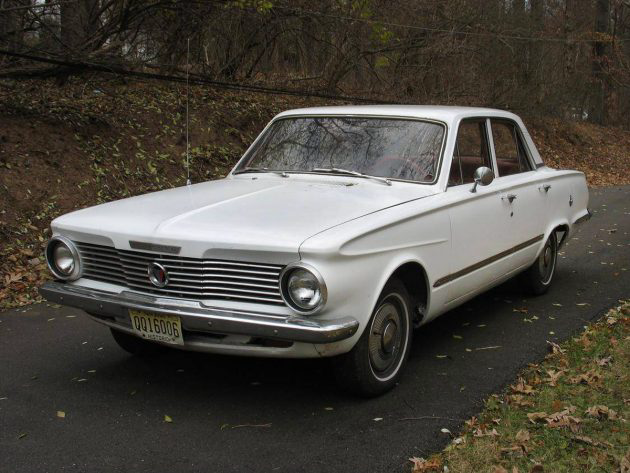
<box><xmin>312</xmin><ymin>167</ymin><xmax>392</xmax><ymax>186</ymax></box>
<box><xmin>233</xmin><ymin>167</ymin><xmax>289</xmax><ymax>177</ymax></box>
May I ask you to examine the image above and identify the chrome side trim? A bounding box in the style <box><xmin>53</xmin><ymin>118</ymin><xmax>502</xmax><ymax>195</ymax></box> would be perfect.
<box><xmin>39</xmin><ymin>282</ymin><xmax>358</xmax><ymax>344</ymax></box>
<box><xmin>433</xmin><ymin>234</ymin><xmax>544</xmax><ymax>288</ymax></box>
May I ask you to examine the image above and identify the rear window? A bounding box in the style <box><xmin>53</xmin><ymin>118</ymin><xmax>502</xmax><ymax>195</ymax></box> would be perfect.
<box><xmin>491</xmin><ymin>120</ymin><xmax>532</xmax><ymax>176</ymax></box>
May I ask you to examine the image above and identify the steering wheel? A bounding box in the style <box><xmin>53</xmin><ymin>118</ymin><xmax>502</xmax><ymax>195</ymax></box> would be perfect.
<box><xmin>372</xmin><ymin>156</ymin><xmax>431</xmax><ymax>181</ymax></box>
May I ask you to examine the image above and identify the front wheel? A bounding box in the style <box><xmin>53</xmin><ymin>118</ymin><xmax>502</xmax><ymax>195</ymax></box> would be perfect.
<box><xmin>522</xmin><ymin>232</ymin><xmax>558</xmax><ymax>295</ymax></box>
<box><xmin>332</xmin><ymin>278</ymin><xmax>413</xmax><ymax>397</ymax></box>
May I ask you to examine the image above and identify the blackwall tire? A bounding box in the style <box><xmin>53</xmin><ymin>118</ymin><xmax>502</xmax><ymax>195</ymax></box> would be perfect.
<box><xmin>332</xmin><ymin>278</ymin><xmax>413</xmax><ymax>397</ymax></box>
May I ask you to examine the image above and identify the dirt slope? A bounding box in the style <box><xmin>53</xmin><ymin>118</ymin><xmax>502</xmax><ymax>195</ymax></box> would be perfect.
<box><xmin>1</xmin><ymin>78</ymin><xmax>629</xmax><ymax>309</ymax></box>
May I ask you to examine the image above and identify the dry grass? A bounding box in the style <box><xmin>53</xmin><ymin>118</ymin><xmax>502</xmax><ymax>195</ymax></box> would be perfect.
<box><xmin>410</xmin><ymin>301</ymin><xmax>630</xmax><ymax>473</ymax></box>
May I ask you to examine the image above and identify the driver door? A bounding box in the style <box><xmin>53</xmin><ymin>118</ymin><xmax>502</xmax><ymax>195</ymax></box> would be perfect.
<box><xmin>441</xmin><ymin>118</ymin><xmax>512</xmax><ymax>304</ymax></box>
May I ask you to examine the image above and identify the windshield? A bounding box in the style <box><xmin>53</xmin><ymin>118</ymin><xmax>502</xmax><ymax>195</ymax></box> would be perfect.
<box><xmin>235</xmin><ymin>116</ymin><xmax>445</xmax><ymax>183</ymax></box>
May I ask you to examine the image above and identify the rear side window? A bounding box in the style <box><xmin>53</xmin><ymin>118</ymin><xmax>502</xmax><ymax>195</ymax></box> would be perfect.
<box><xmin>449</xmin><ymin>119</ymin><xmax>492</xmax><ymax>186</ymax></box>
<box><xmin>491</xmin><ymin>120</ymin><xmax>532</xmax><ymax>176</ymax></box>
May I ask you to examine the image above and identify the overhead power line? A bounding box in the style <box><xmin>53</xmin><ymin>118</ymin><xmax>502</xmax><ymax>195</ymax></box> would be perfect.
<box><xmin>2</xmin><ymin>0</ymin><xmax>624</xmax><ymax>44</ymax></box>
<box><xmin>265</xmin><ymin>4</ymin><xmax>628</xmax><ymax>44</ymax></box>
<box><xmin>0</xmin><ymin>49</ymin><xmax>394</xmax><ymax>104</ymax></box>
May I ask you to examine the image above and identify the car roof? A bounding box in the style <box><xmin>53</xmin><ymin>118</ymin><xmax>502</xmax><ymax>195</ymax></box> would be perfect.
<box><xmin>275</xmin><ymin>105</ymin><xmax>519</xmax><ymax>123</ymax></box>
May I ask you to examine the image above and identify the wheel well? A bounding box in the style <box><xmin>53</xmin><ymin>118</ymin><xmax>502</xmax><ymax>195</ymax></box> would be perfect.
<box><xmin>554</xmin><ymin>224</ymin><xmax>570</xmax><ymax>248</ymax></box>
<box><xmin>389</xmin><ymin>262</ymin><xmax>429</xmax><ymax>326</ymax></box>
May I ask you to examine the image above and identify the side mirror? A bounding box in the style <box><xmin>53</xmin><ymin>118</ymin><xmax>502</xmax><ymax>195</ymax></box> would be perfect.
<box><xmin>470</xmin><ymin>166</ymin><xmax>494</xmax><ymax>193</ymax></box>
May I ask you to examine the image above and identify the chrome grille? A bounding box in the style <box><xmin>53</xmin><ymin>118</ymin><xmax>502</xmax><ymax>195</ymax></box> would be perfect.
<box><xmin>75</xmin><ymin>241</ymin><xmax>285</xmax><ymax>305</ymax></box>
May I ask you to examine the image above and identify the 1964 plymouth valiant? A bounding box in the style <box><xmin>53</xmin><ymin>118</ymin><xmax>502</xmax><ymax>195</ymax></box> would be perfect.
<box><xmin>40</xmin><ymin>106</ymin><xmax>590</xmax><ymax>396</ymax></box>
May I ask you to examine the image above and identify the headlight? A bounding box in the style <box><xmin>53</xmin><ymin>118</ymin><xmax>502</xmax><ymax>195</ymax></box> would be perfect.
<box><xmin>280</xmin><ymin>263</ymin><xmax>327</xmax><ymax>314</ymax></box>
<box><xmin>46</xmin><ymin>236</ymin><xmax>81</xmax><ymax>280</ymax></box>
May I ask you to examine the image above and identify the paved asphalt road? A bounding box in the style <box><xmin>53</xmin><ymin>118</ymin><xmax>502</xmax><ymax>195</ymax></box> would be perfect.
<box><xmin>1</xmin><ymin>186</ymin><xmax>628</xmax><ymax>473</ymax></box>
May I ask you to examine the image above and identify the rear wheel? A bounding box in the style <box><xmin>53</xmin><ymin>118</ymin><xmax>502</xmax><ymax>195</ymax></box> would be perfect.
<box><xmin>110</xmin><ymin>328</ymin><xmax>167</xmax><ymax>356</ymax></box>
<box><xmin>523</xmin><ymin>232</ymin><xmax>558</xmax><ymax>295</ymax></box>
<box><xmin>333</xmin><ymin>278</ymin><xmax>413</xmax><ymax>397</ymax></box>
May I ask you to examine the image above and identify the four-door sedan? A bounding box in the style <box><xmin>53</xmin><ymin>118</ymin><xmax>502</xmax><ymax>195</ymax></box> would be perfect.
<box><xmin>40</xmin><ymin>106</ymin><xmax>590</xmax><ymax>396</ymax></box>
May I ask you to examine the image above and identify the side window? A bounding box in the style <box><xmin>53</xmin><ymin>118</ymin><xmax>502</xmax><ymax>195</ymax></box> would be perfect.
<box><xmin>449</xmin><ymin>119</ymin><xmax>492</xmax><ymax>186</ymax></box>
<box><xmin>491</xmin><ymin>120</ymin><xmax>532</xmax><ymax>176</ymax></box>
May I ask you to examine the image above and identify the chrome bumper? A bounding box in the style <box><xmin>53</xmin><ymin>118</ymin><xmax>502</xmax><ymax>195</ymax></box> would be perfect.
<box><xmin>39</xmin><ymin>282</ymin><xmax>359</xmax><ymax>344</ymax></box>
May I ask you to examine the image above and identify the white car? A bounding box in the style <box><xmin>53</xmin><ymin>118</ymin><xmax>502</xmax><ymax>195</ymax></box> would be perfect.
<box><xmin>40</xmin><ymin>106</ymin><xmax>591</xmax><ymax>396</ymax></box>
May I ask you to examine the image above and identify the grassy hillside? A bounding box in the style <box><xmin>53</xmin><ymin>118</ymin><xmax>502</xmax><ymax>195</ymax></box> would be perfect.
<box><xmin>1</xmin><ymin>78</ymin><xmax>629</xmax><ymax>309</ymax></box>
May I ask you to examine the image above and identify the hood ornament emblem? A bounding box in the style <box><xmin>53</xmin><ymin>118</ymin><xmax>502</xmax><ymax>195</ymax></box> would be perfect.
<box><xmin>148</xmin><ymin>262</ymin><xmax>169</xmax><ymax>288</ymax></box>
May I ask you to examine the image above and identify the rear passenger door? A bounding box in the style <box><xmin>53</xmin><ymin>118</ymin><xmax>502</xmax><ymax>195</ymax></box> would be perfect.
<box><xmin>488</xmin><ymin>119</ymin><xmax>544</xmax><ymax>270</ymax></box>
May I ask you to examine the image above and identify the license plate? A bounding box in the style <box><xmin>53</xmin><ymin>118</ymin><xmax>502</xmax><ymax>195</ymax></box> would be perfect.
<box><xmin>128</xmin><ymin>310</ymin><xmax>184</xmax><ymax>345</ymax></box>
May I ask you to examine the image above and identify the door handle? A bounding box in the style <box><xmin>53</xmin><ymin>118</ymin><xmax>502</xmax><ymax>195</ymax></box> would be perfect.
<box><xmin>539</xmin><ymin>184</ymin><xmax>551</xmax><ymax>193</ymax></box>
<box><xmin>502</xmin><ymin>194</ymin><xmax>517</xmax><ymax>203</ymax></box>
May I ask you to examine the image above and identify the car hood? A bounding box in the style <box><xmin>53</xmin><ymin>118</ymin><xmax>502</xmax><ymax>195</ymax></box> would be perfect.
<box><xmin>52</xmin><ymin>175</ymin><xmax>437</xmax><ymax>262</ymax></box>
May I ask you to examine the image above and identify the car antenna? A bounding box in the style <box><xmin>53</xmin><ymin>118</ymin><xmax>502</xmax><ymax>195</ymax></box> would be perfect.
<box><xmin>185</xmin><ymin>37</ymin><xmax>191</xmax><ymax>186</ymax></box>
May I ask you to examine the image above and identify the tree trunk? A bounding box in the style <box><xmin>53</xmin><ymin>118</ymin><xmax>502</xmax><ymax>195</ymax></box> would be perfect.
<box><xmin>591</xmin><ymin>0</ymin><xmax>610</xmax><ymax>124</ymax></box>
<box><xmin>0</xmin><ymin>0</ymin><xmax>22</xmax><ymax>53</ymax></box>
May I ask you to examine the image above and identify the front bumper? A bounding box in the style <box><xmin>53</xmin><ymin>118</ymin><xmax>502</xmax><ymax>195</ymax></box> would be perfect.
<box><xmin>39</xmin><ymin>281</ymin><xmax>359</xmax><ymax>345</ymax></box>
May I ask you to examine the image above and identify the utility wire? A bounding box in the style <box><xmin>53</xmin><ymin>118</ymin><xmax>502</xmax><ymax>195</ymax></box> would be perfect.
<box><xmin>2</xmin><ymin>0</ymin><xmax>624</xmax><ymax>43</ymax></box>
<box><xmin>269</xmin><ymin>4</ymin><xmax>627</xmax><ymax>43</ymax></box>
<box><xmin>227</xmin><ymin>1</ymin><xmax>629</xmax><ymax>44</ymax></box>
<box><xmin>0</xmin><ymin>49</ymin><xmax>393</xmax><ymax>103</ymax></box>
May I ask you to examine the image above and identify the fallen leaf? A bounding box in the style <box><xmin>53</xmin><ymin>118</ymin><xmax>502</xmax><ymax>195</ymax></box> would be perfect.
<box><xmin>507</xmin><ymin>395</ymin><xmax>534</xmax><ymax>407</ymax></box>
<box><xmin>545</xmin><ymin>369</ymin><xmax>565</xmax><ymax>386</ymax></box>
<box><xmin>595</xmin><ymin>356</ymin><xmax>612</xmax><ymax>367</ymax></box>
<box><xmin>570</xmin><ymin>369</ymin><xmax>601</xmax><ymax>385</ymax></box>
<box><xmin>547</xmin><ymin>340</ymin><xmax>566</xmax><ymax>354</ymax></box>
<box><xmin>545</xmin><ymin>407</ymin><xmax>581</xmax><ymax>433</ymax></box>
<box><xmin>572</xmin><ymin>435</ymin><xmax>613</xmax><ymax>448</ymax></box>
<box><xmin>473</xmin><ymin>427</ymin><xmax>499</xmax><ymax>437</ymax></box>
<box><xmin>515</xmin><ymin>429</ymin><xmax>530</xmax><ymax>443</ymax></box>
<box><xmin>164</xmin><ymin>414</ymin><xmax>173</xmax><ymax>423</ymax></box>
<box><xmin>56</xmin><ymin>410</ymin><xmax>65</xmax><ymax>419</ymax></box>
<box><xmin>464</xmin><ymin>417</ymin><xmax>478</xmax><ymax>428</ymax></box>
<box><xmin>527</xmin><ymin>412</ymin><xmax>548</xmax><ymax>423</ymax></box>
<box><xmin>409</xmin><ymin>457</ymin><xmax>441</xmax><ymax>473</ymax></box>
<box><xmin>230</xmin><ymin>423</ymin><xmax>271</xmax><ymax>429</ymax></box>
<box><xmin>511</xmin><ymin>378</ymin><xmax>535</xmax><ymax>395</ymax></box>
<box><xmin>585</xmin><ymin>405</ymin><xmax>618</xmax><ymax>420</ymax></box>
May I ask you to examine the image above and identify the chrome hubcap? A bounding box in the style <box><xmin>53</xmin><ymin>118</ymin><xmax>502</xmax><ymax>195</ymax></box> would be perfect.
<box><xmin>538</xmin><ymin>236</ymin><xmax>556</xmax><ymax>285</ymax></box>
<box><xmin>368</xmin><ymin>297</ymin><xmax>406</xmax><ymax>379</ymax></box>
<box><xmin>381</xmin><ymin>320</ymin><xmax>397</xmax><ymax>353</ymax></box>
<box><xmin>543</xmin><ymin>247</ymin><xmax>551</xmax><ymax>266</ymax></box>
